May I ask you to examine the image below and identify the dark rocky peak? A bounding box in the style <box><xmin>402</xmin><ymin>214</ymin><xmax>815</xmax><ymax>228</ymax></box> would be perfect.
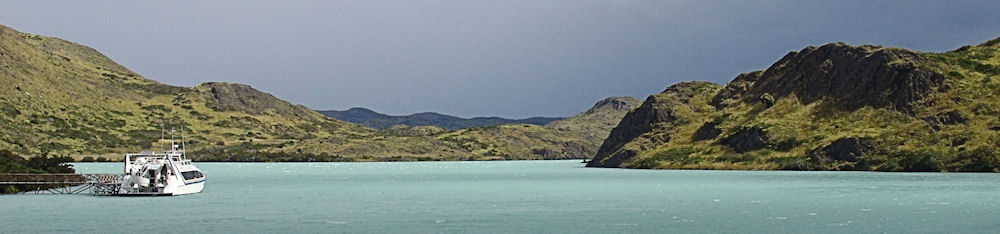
<box><xmin>587</xmin><ymin>96</ymin><xmax>641</xmax><ymax>113</ymax></box>
<box><xmin>712</xmin><ymin>42</ymin><xmax>944</xmax><ymax>113</ymax></box>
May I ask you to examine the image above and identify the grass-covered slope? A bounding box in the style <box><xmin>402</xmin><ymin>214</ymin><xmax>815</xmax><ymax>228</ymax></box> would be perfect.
<box><xmin>0</xmin><ymin>24</ymin><xmax>637</xmax><ymax>161</ymax></box>
<box><xmin>547</xmin><ymin>97</ymin><xmax>642</xmax><ymax>149</ymax></box>
<box><xmin>373</xmin><ymin>97</ymin><xmax>641</xmax><ymax>160</ymax></box>
<box><xmin>588</xmin><ymin>38</ymin><xmax>1000</xmax><ymax>172</ymax></box>
<box><xmin>0</xmin><ymin>24</ymin><xmax>443</xmax><ymax>160</ymax></box>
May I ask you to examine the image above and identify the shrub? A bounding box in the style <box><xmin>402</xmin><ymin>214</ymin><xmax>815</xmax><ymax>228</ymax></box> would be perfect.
<box><xmin>858</xmin><ymin>149</ymin><xmax>943</xmax><ymax>172</ymax></box>
<box><xmin>946</xmin><ymin>147</ymin><xmax>1000</xmax><ymax>172</ymax></box>
<box><xmin>633</xmin><ymin>147</ymin><xmax>696</xmax><ymax>168</ymax></box>
<box><xmin>760</xmin><ymin>93</ymin><xmax>775</xmax><ymax>107</ymax></box>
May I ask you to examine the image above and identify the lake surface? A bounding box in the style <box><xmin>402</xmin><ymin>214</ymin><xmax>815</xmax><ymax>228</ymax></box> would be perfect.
<box><xmin>2</xmin><ymin>160</ymin><xmax>1000</xmax><ymax>233</ymax></box>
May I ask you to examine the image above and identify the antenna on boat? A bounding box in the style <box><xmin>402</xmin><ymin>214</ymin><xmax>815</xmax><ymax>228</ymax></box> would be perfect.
<box><xmin>170</xmin><ymin>127</ymin><xmax>176</xmax><ymax>152</ymax></box>
<box><xmin>181</xmin><ymin>126</ymin><xmax>187</xmax><ymax>154</ymax></box>
<box><xmin>160</xmin><ymin>123</ymin><xmax>165</xmax><ymax>153</ymax></box>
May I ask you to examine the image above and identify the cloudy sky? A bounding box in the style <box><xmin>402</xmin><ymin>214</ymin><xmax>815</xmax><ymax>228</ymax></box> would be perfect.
<box><xmin>2</xmin><ymin>1</ymin><xmax>999</xmax><ymax>118</ymax></box>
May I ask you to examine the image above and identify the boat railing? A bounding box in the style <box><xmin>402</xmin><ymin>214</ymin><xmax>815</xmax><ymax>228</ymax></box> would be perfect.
<box><xmin>0</xmin><ymin>173</ymin><xmax>123</xmax><ymax>195</ymax></box>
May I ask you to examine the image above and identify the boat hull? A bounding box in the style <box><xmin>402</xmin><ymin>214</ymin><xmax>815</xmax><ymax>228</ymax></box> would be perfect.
<box><xmin>169</xmin><ymin>181</ymin><xmax>204</xmax><ymax>195</ymax></box>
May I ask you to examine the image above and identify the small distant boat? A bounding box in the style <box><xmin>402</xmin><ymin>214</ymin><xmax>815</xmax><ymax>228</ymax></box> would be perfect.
<box><xmin>581</xmin><ymin>158</ymin><xmax>590</xmax><ymax>163</ymax></box>
<box><xmin>118</xmin><ymin>128</ymin><xmax>204</xmax><ymax>196</ymax></box>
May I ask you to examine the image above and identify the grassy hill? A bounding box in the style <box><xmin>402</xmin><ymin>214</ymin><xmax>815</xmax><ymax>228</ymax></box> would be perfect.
<box><xmin>0</xmin><ymin>24</ymin><xmax>634</xmax><ymax>161</ymax></box>
<box><xmin>587</xmin><ymin>38</ymin><xmax>1000</xmax><ymax>172</ymax></box>
<box><xmin>0</xmin><ymin>24</ymin><xmax>412</xmax><ymax>159</ymax></box>
<box><xmin>432</xmin><ymin>97</ymin><xmax>641</xmax><ymax>160</ymax></box>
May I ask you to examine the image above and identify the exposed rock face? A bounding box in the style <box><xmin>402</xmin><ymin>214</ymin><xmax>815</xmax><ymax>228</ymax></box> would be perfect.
<box><xmin>712</xmin><ymin>43</ymin><xmax>944</xmax><ymax>113</ymax></box>
<box><xmin>721</xmin><ymin>127</ymin><xmax>769</xmax><ymax>153</ymax></box>
<box><xmin>924</xmin><ymin>111</ymin><xmax>967</xmax><ymax>130</ymax></box>
<box><xmin>711</xmin><ymin>72</ymin><xmax>762</xmax><ymax>108</ymax></box>
<box><xmin>587</xmin><ymin>82</ymin><xmax>719</xmax><ymax>167</ymax></box>
<box><xmin>812</xmin><ymin>138</ymin><xmax>872</xmax><ymax>162</ymax></box>
<box><xmin>586</xmin><ymin>97</ymin><xmax>641</xmax><ymax>113</ymax></box>
<box><xmin>585</xmin><ymin>97</ymin><xmax>670</xmax><ymax>167</ymax></box>
<box><xmin>692</xmin><ymin>121</ymin><xmax>721</xmax><ymax>141</ymax></box>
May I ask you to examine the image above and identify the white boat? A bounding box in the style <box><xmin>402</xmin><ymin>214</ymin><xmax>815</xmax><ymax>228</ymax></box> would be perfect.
<box><xmin>118</xmin><ymin>129</ymin><xmax>205</xmax><ymax>196</ymax></box>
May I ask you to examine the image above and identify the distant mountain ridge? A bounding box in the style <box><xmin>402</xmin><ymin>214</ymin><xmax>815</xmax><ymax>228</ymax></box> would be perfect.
<box><xmin>317</xmin><ymin>108</ymin><xmax>563</xmax><ymax>130</ymax></box>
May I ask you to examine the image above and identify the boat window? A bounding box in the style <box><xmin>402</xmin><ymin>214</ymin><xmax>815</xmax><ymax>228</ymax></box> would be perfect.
<box><xmin>182</xmin><ymin>171</ymin><xmax>203</xmax><ymax>180</ymax></box>
<box><xmin>182</xmin><ymin>171</ymin><xmax>194</xmax><ymax>180</ymax></box>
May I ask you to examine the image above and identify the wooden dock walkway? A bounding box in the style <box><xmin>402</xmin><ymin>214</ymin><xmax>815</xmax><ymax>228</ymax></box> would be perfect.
<box><xmin>0</xmin><ymin>173</ymin><xmax>123</xmax><ymax>195</ymax></box>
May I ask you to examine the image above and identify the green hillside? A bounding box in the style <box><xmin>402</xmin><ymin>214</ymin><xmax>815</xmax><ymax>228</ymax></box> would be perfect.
<box><xmin>433</xmin><ymin>97</ymin><xmax>641</xmax><ymax>160</ymax></box>
<box><xmin>0</xmin><ymin>24</ymin><xmax>412</xmax><ymax>159</ymax></box>
<box><xmin>588</xmin><ymin>38</ymin><xmax>1000</xmax><ymax>172</ymax></box>
<box><xmin>0</xmin><ymin>24</ymin><xmax>634</xmax><ymax>161</ymax></box>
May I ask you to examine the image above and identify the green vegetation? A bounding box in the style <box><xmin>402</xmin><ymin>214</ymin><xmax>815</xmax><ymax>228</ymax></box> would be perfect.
<box><xmin>1</xmin><ymin>150</ymin><xmax>76</xmax><ymax>194</ymax></box>
<box><xmin>432</xmin><ymin>97</ymin><xmax>641</xmax><ymax>160</ymax></box>
<box><xmin>0</xmin><ymin>24</ymin><xmax>636</xmax><ymax>161</ymax></box>
<box><xmin>590</xmin><ymin>38</ymin><xmax>1000</xmax><ymax>172</ymax></box>
<box><xmin>0</xmin><ymin>150</ymin><xmax>74</xmax><ymax>174</ymax></box>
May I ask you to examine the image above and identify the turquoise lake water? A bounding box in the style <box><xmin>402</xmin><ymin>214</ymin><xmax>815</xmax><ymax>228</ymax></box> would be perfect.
<box><xmin>3</xmin><ymin>160</ymin><xmax>1000</xmax><ymax>233</ymax></box>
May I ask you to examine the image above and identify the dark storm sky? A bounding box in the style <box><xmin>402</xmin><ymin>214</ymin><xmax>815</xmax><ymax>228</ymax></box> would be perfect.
<box><xmin>2</xmin><ymin>1</ymin><xmax>999</xmax><ymax>118</ymax></box>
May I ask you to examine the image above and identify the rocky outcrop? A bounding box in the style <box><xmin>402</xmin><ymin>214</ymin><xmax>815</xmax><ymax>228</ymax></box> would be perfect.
<box><xmin>585</xmin><ymin>97</ymin><xmax>641</xmax><ymax>114</ymax></box>
<box><xmin>197</xmin><ymin>82</ymin><xmax>313</xmax><ymax>117</ymax></box>
<box><xmin>587</xmin><ymin>82</ymin><xmax>720</xmax><ymax>168</ymax></box>
<box><xmin>811</xmin><ymin>138</ymin><xmax>872</xmax><ymax>162</ymax></box>
<box><xmin>710</xmin><ymin>71</ymin><xmax>762</xmax><ymax>108</ymax></box>
<box><xmin>721</xmin><ymin>127</ymin><xmax>769</xmax><ymax>153</ymax></box>
<box><xmin>924</xmin><ymin>111</ymin><xmax>966</xmax><ymax>130</ymax></box>
<box><xmin>711</xmin><ymin>43</ymin><xmax>945</xmax><ymax>114</ymax></box>
<box><xmin>692</xmin><ymin>121</ymin><xmax>722</xmax><ymax>141</ymax></box>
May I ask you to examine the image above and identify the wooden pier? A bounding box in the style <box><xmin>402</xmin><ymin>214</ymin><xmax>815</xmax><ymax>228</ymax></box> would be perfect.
<box><xmin>0</xmin><ymin>173</ymin><xmax>122</xmax><ymax>195</ymax></box>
